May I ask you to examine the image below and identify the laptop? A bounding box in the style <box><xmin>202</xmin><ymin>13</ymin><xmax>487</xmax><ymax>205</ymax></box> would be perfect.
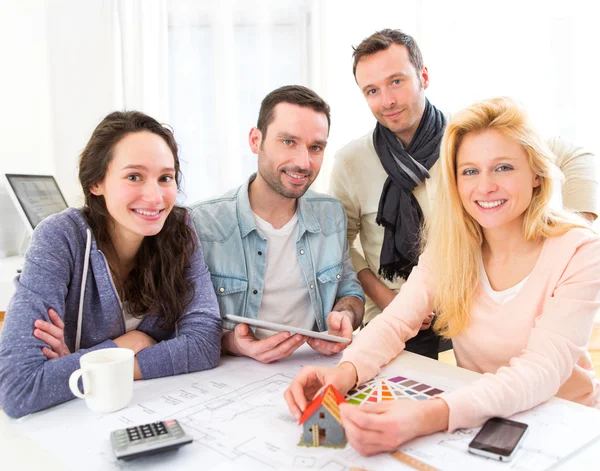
<box><xmin>4</xmin><ymin>174</ymin><xmax>69</xmax><ymax>234</ymax></box>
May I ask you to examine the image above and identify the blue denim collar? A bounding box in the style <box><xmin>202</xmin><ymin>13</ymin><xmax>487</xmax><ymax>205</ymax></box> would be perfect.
<box><xmin>237</xmin><ymin>173</ymin><xmax>321</xmax><ymax>239</ymax></box>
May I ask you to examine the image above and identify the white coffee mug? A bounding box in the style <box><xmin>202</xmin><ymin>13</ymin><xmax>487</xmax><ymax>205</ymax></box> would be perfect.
<box><xmin>68</xmin><ymin>348</ymin><xmax>134</xmax><ymax>413</ymax></box>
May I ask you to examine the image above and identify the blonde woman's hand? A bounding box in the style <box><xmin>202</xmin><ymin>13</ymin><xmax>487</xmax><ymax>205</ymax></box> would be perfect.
<box><xmin>340</xmin><ymin>397</ymin><xmax>450</xmax><ymax>456</ymax></box>
<box><xmin>284</xmin><ymin>362</ymin><xmax>358</xmax><ymax>421</ymax></box>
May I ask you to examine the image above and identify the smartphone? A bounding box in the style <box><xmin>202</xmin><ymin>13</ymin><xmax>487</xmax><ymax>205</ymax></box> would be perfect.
<box><xmin>468</xmin><ymin>417</ymin><xmax>528</xmax><ymax>462</ymax></box>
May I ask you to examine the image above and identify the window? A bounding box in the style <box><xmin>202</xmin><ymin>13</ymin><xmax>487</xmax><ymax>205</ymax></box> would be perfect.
<box><xmin>167</xmin><ymin>0</ymin><xmax>318</xmax><ymax>203</ymax></box>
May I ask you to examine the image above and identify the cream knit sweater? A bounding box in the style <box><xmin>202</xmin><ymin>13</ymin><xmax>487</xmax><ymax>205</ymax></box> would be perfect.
<box><xmin>330</xmin><ymin>130</ymin><xmax>599</xmax><ymax>323</ymax></box>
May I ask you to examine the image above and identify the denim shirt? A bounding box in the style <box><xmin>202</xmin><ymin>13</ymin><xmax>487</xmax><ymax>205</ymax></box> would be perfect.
<box><xmin>189</xmin><ymin>175</ymin><xmax>365</xmax><ymax>332</ymax></box>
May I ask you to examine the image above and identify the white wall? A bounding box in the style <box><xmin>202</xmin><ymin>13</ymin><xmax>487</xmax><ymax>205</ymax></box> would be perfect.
<box><xmin>0</xmin><ymin>0</ymin><xmax>121</xmax><ymax>255</ymax></box>
<box><xmin>317</xmin><ymin>0</ymin><xmax>600</xmax><ymax>193</ymax></box>
<box><xmin>46</xmin><ymin>0</ymin><xmax>121</xmax><ymax>207</ymax></box>
<box><xmin>0</xmin><ymin>0</ymin><xmax>53</xmax><ymax>176</ymax></box>
<box><xmin>0</xmin><ymin>0</ymin><xmax>53</xmax><ymax>255</ymax></box>
<box><xmin>1</xmin><ymin>0</ymin><xmax>598</xmax><ymax>244</ymax></box>
<box><xmin>313</xmin><ymin>0</ymin><xmax>419</xmax><ymax>192</ymax></box>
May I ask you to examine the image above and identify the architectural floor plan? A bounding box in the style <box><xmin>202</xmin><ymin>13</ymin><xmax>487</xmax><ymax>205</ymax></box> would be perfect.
<box><xmin>13</xmin><ymin>347</ymin><xmax>600</xmax><ymax>470</ymax></box>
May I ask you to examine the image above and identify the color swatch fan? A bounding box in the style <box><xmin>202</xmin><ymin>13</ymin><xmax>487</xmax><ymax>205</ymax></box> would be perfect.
<box><xmin>346</xmin><ymin>375</ymin><xmax>444</xmax><ymax>405</ymax></box>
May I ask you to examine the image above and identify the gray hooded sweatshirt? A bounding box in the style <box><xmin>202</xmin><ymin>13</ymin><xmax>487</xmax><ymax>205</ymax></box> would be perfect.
<box><xmin>0</xmin><ymin>208</ymin><xmax>222</xmax><ymax>418</ymax></box>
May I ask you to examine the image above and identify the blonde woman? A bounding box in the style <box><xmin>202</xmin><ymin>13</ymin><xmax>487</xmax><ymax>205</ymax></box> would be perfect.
<box><xmin>284</xmin><ymin>97</ymin><xmax>600</xmax><ymax>455</ymax></box>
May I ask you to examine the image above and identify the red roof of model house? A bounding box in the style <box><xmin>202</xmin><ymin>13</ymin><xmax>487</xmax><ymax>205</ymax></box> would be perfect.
<box><xmin>299</xmin><ymin>385</ymin><xmax>348</xmax><ymax>425</ymax></box>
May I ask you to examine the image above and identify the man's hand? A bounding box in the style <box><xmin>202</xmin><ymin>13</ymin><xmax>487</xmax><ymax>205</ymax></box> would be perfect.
<box><xmin>223</xmin><ymin>323</ymin><xmax>306</xmax><ymax>363</ymax></box>
<box><xmin>357</xmin><ymin>269</ymin><xmax>397</xmax><ymax>311</ymax></box>
<box><xmin>34</xmin><ymin>308</ymin><xmax>71</xmax><ymax>359</ymax></box>
<box><xmin>579</xmin><ymin>212</ymin><xmax>597</xmax><ymax>223</ymax></box>
<box><xmin>420</xmin><ymin>312</ymin><xmax>435</xmax><ymax>330</ymax></box>
<box><xmin>307</xmin><ymin>311</ymin><xmax>353</xmax><ymax>355</ymax></box>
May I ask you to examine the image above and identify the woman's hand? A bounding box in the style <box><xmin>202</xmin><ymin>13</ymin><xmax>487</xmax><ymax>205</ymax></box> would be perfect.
<box><xmin>284</xmin><ymin>362</ymin><xmax>358</xmax><ymax>420</ymax></box>
<box><xmin>340</xmin><ymin>397</ymin><xmax>450</xmax><ymax>456</ymax></box>
<box><xmin>113</xmin><ymin>331</ymin><xmax>157</xmax><ymax>380</ymax></box>
<box><xmin>113</xmin><ymin>330</ymin><xmax>157</xmax><ymax>354</ymax></box>
<box><xmin>34</xmin><ymin>308</ymin><xmax>71</xmax><ymax>359</ymax></box>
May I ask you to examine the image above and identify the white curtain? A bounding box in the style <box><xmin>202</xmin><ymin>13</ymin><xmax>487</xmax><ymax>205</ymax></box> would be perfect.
<box><xmin>167</xmin><ymin>0</ymin><xmax>321</xmax><ymax>203</ymax></box>
<box><xmin>320</xmin><ymin>0</ymin><xmax>600</xmax><ymax>179</ymax></box>
<box><xmin>112</xmin><ymin>0</ymin><xmax>170</xmax><ymax>121</ymax></box>
<box><xmin>4</xmin><ymin>0</ymin><xmax>598</xmax><ymax>209</ymax></box>
<box><xmin>417</xmin><ymin>0</ymin><xmax>599</xmax><ymax>146</ymax></box>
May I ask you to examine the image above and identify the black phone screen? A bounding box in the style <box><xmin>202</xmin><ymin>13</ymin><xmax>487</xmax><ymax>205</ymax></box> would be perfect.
<box><xmin>470</xmin><ymin>418</ymin><xmax>528</xmax><ymax>456</ymax></box>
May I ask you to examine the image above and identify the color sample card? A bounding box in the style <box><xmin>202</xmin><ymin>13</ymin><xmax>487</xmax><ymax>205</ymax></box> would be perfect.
<box><xmin>345</xmin><ymin>376</ymin><xmax>444</xmax><ymax>405</ymax></box>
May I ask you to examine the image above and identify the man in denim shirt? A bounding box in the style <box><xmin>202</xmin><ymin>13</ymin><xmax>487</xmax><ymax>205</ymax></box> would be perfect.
<box><xmin>190</xmin><ymin>86</ymin><xmax>365</xmax><ymax>363</ymax></box>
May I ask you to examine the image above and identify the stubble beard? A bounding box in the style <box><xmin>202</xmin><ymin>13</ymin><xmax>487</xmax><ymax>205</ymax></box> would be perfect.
<box><xmin>257</xmin><ymin>160</ymin><xmax>313</xmax><ymax>200</ymax></box>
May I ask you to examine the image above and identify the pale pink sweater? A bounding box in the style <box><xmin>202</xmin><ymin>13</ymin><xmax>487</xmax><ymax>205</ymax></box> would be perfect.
<box><xmin>341</xmin><ymin>228</ymin><xmax>600</xmax><ymax>432</ymax></box>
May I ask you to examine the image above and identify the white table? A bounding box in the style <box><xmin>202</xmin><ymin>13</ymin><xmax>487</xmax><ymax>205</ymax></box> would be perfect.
<box><xmin>0</xmin><ymin>348</ymin><xmax>599</xmax><ymax>470</ymax></box>
<box><xmin>0</xmin><ymin>255</ymin><xmax>22</xmax><ymax>312</ymax></box>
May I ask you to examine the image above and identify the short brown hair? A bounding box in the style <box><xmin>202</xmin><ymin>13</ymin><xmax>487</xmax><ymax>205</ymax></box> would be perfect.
<box><xmin>256</xmin><ymin>85</ymin><xmax>331</xmax><ymax>137</ymax></box>
<box><xmin>352</xmin><ymin>29</ymin><xmax>424</xmax><ymax>77</ymax></box>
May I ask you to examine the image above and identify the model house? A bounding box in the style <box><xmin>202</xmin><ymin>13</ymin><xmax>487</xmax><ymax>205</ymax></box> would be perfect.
<box><xmin>298</xmin><ymin>385</ymin><xmax>347</xmax><ymax>448</ymax></box>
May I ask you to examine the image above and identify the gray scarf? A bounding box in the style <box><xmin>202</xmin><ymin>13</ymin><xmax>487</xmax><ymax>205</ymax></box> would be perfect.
<box><xmin>374</xmin><ymin>98</ymin><xmax>446</xmax><ymax>281</ymax></box>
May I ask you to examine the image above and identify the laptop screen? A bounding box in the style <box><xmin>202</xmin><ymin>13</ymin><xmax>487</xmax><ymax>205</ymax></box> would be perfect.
<box><xmin>5</xmin><ymin>174</ymin><xmax>69</xmax><ymax>230</ymax></box>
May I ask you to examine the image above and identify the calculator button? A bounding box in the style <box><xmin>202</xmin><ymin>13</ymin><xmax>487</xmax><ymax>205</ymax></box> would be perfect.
<box><xmin>153</xmin><ymin>423</ymin><xmax>168</xmax><ymax>435</ymax></box>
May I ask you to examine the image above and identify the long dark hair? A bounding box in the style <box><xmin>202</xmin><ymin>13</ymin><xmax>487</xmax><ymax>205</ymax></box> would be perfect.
<box><xmin>79</xmin><ymin>111</ymin><xmax>197</xmax><ymax>331</ymax></box>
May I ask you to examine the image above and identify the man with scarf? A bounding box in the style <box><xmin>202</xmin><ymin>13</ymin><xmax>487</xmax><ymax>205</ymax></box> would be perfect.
<box><xmin>330</xmin><ymin>29</ymin><xmax>598</xmax><ymax>359</ymax></box>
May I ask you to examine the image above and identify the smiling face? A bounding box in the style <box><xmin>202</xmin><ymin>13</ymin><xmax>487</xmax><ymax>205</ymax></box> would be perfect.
<box><xmin>456</xmin><ymin>128</ymin><xmax>540</xmax><ymax>234</ymax></box>
<box><xmin>250</xmin><ymin>102</ymin><xmax>328</xmax><ymax>200</ymax></box>
<box><xmin>90</xmin><ymin>131</ymin><xmax>177</xmax><ymax>248</ymax></box>
<box><xmin>355</xmin><ymin>44</ymin><xmax>428</xmax><ymax>146</ymax></box>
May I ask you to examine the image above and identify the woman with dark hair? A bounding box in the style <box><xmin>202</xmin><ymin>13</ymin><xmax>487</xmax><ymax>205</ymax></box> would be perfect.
<box><xmin>0</xmin><ymin>111</ymin><xmax>222</xmax><ymax>418</ymax></box>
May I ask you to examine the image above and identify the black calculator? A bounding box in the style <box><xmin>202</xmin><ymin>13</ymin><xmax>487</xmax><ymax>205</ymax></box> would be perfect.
<box><xmin>110</xmin><ymin>419</ymin><xmax>193</xmax><ymax>460</ymax></box>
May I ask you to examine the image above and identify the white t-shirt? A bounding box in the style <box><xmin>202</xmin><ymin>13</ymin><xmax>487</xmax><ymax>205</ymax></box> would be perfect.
<box><xmin>253</xmin><ymin>212</ymin><xmax>314</xmax><ymax>339</ymax></box>
<box><xmin>480</xmin><ymin>261</ymin><xmax>529</xmax><ymax>305</ymax></box>
<box><xmin>122</xmin><ymin>301</ymin><xmax>143</xmax><ymax>332</ymax></box>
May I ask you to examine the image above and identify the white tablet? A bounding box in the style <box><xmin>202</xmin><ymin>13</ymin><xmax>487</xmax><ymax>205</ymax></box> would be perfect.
<box><xmin>223</xmin><ymin>314</ymin><xmax>351</xmax><ymax>343</ymax></box>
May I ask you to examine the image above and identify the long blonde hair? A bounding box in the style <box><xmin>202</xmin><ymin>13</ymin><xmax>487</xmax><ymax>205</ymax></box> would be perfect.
<box><xmin>426</xmin><ymin>97</ymin><xmax>589</xmax><ymax>338</ymax></box>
